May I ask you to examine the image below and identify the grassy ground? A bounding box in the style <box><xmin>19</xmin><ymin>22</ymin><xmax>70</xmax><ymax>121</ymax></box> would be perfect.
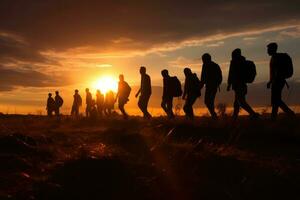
<box><xmin>1</xmin><ymin>114</ymin><xmax>300</xmax><ymax>200</ymax></box>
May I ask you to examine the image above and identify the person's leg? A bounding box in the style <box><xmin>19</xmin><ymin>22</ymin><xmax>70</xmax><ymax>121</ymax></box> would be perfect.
<box><xmin>144</xmin><ymin>95</ymin><xmax>152</xmax><ymax>118</ymax></box>
<box><xmin>271</xmin><ymin>83</ymin><xmax>281</xmax><ymax>120</ymax></box>
<box><xmin>236</xmin><ymin>86</ymin><xmax>257</xmax><ymax>117</ymax></box>
<box><xmin>233</xmin><ymin>91</ymin><xmax>240</xmax><ymax>119</ymax></box>
<box><xmin>205</xmin><ymin>87</ymin><xmax>218</xmax><ymax>119</ymax></box>
<box><xmin>119</xmin><ymin>102</ymin><xmax>128</xmax><ymax>119</ymax></box>
<box><xmin>161</xmin><ymin>98</ymin><xmax>168</xmax><ymax>116</ymax></box>
<box><xmin>167</xmin><ymin>97</ymin><xmax>174</xmax><ymax>118</ymax></box>
<box><xmin>184</xmin><ymin>96</ymin><xmax>196</xmax><ymax>119</ymax></box>
<box><xmin>276</xmin><ymin>81</ymin><xmax>295</xmax><ymax>116</ymax></box>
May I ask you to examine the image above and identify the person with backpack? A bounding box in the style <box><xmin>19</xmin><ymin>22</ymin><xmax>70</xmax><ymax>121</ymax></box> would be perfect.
<box><xmin>116</xmin><ymin>74</ymin><xmax>131</xmax><ymax>119</ymax></box>
<box><xmin>135</xmin><ymin>66</ymin><xmax>152</xmax><ymax>119</ymax></box>
<box><xmin>161</xmin><ymin>69</ymin><xmax>181</xmax><ymax>119</ymax></box>
<box><xmin>46</xmin><ymin>93</ymin><xmax>55</xmax><ymax>117</ymax></box>
<box><xmin>267</xmin><ymin>42</ymin><xmax>295</xmax><ymax>120</ymax></box>
<box><xmin>96</xmin><ymin>90</ymin><xmax>105</xmax><ymax>117</ymax></box>
<box><xmin>200</xmin><ymin>53</ymin><xmax>222</xmax><ymax>120</ymax></box>
<box><xmin>85</xmin><ymin>88</ymin><xmax>93</xmax><ymax>117</ymax></box>
<box><xmin>182</xmin><ymin>67</ymin><xmax>201</xmax><ymax>119</ymax></box>
<box><xmin>71</xmin><ymin>89</ymin><xmax>82</xmax><ymax>116</ymax></box>
<box><xmin>54</xmin><ymin>91</ymin><xmax>64</xmax><ymax>116</ymax></box>
<box><xmin>227</xmin><ymin>48</ymin><xmax>259</xmax><ymax>120</ymax></box>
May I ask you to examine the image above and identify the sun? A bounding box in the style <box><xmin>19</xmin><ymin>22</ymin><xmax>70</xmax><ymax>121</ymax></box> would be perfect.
<box><xmin>92</xmin><ymin>76</ymin><xmax>118</xmax><ymax>94</ymax></box>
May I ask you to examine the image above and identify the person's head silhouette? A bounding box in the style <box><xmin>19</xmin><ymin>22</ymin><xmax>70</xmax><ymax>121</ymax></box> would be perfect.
<box><xmin>96</xmin><ymin>89</ymin><xmax>101</xmax><ymax>94</ymax></box>
<box><xmin>267</xmin><ymin>42</ymin><xmax>278</xmax><ymax>56</ymax></box>
<box><xmin>161</xmin><ymin>69</ymin><xmax>169</xmax><ymax>78</ymax></box>
<box><xmin>75</xmin><ymin>89</ymin><xmax>79</xmax><ymax>94</ymax></box>
<box><xmin>86</xmin><ymin>88</ymin><xmax>89</xmax><ymax>93</ymax></box>
<box><xmin>48</xmin><ymin>93</ymin><xmax>52</xmax><ymax>97</ymax></box>
<box><xmin>55</xmin><ymin>91</ymin><xmax>59</xmax><ymax>95</ymax></box>
<box><xmin>184</xmin><ymin>67</ymin><xmax>192</xmax><ymax>77</ymax></box>
<box><xmin>202</xmin><ymin>53</ymin><xmax>211</xmax><ymax>64</ymax></box>
<box><xmin>119</xmin><ymin>74</ymin><xmax>124</xmax><ymax>81</ymax></box>
<box><xmin>232</xmin><ymin>48</ymin><xmax>242</xmax><ymax>59</ymax></box>
<box><xmin>140</xmin><ymin>66</ymin><xmax>146</xmax><ymax>75</ymax></box>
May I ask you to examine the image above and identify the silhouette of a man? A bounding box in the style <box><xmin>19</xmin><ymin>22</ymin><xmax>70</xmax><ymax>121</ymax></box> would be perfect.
<box><xmin>182</xmin><ymin>68</ymin><xmax>200</xmax><ymax>119</ymax></box>
<box><xmin>201</xmin><ymin>53</ymin><xmax>222</xmax><ymax>119</ymax></box>
<box><xmin>104</xmin><ymin>90</ymin><xmax>115</xmax><ymax>116</ymax></box>
<box><xmin>267</xmin><ymin>42</ymin><xmax>295</xmax><ymax>120</ymax></box>
<box><xmin>71</xmin><ymin>89</ymin><xmax>82</xmax><ymax>116</ymax></box>
<box><xmin>135</xmin><ymin>66</ymin><xmax>152</xmax><ymax>119</ymax></box>
<box><xmin>54</xmin><ymin>91</ymin><xmax>63</xmax><ymax>116</ymax></box>
<box><xmin>227</xmin><ymin>48</ymin><xmax>259</xmax><ymax>120</ymax></box>
<box><xmin>96</xmin><ymin>90</ymin><xmax>104</xmax><ymax>117</ymax></box>
<box><xmin>116</xmin><ymin>74</ymin><xmax>131</xmax><ymax>119</ymax></box>
<box><xmin>46</xmin><ymin>93</ymin><xmax>55</xmax><ymax>117</ymax></box>
<box><xmin>161</xmin><ymin>69</ymin><xmax>174</xmax><ymax>119</ymax></box>
<box><xmin>85</xmin><ymin>88</ymin><xmax>92</xmax><ymax>117</ymax></box>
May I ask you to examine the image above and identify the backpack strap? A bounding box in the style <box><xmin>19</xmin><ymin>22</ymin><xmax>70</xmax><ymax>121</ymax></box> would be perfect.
<box><xmin>285</xmin><ymin>80</ymin><xmax>289</xmax><ymax>89</ymax></box>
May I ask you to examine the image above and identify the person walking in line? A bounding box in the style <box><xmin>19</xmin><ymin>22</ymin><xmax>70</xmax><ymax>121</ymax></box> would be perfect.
<box><xmin>85</xmin><ymin>88</ymin><xmax>92</xmax><ymax>117</ymax></box>
<box><xmin>227</xmin><ymin>48</ymin><xmax>259</xmax><ymax>120</ymax></box>
<box><xmin>200</xmin><ymin>53</ymin><xmax>222</xmax><ymax>120</ymax></box>
<box><xmin>267</xmin><ymin>42</ymin><xmax>295</xmax><ymax>120</ymax></box>
<box><xmin>54</xmin><ymin>91</ymin><xmax>63</xmax><ymax>116</ymax></box>
<box><xmin>135</xmin><ymin>66</ymin><xmax>152</xmax><ymax>119</ymax></box>
<box><xmin>104</xmin><ymin>90</ymin><xmax>115</xmax><ymax>116</ymax></box>
<box><xmin>46</xmin><ymin>93</ymin><xmax>55</xmax><ymax>117</ymax></box>
<box><xmin>96</xmin><ymin>90</ymin><xmax>104</xmax><ymax>117</ymax></box>
<box><xmin>182</xmin><ymin>68</ymin><xmax>201</xmax><ymax>119</ymax></box>
<box><xmin>71</xmin><ymin>89</ymin><xmax>82</xmax><ymax>116</ymax></box>
<box><xmin>116</xmin><ymin>74</ymin><xmax>131</xmax><ymax>119</ymax></box>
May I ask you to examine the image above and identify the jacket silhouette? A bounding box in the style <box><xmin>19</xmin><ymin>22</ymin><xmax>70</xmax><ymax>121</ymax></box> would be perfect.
<box><xmin>200</xmin><ymin>53</ymin><xmax>222</xmax><ymax>119</ymax></box>
<box><xmin>96</xmin><ymin>90</ymin><xmax>105</xmax><ymax>117</ymax></box>
<box><xmin>161</xmin><ymin>69</ymin><xmax>175</xmax><ymax>119</ymax></box>
<box><xmin>267</xmin><ymin>42</ymin><xmax>295</xmax><ymax>120</ymax></box>
<box><xmin>136</xmin><ymin>66</ymin><xmax>152</xmax><ymax>119</ymax></box>
<box><xmin>182</xmin><ymin>68</ymin><xmax>200</xmax><ymax>119</ymax></box>
<box><xmin>227</xmin><ymin>48</ymin><xmax>259</xmax><ymax>120</ymax></box>
<box><xmin>116</xmin><ymin>74</ymin><xmax>131</xmax><ymax>119</ymax></box>
<box><xmin>85</xmin><ymin>88</ymin><xmax>93</xmax><ymax>117</ymax></box>
<box><xmin>46</xmin><ymin>93</ymin><xmax>55</xmax><ymax>116</ymax></box>
<box><xmin>71</xmin><ymin>89</ymin><xmax>82</xmax><ymax>116</ymax></box>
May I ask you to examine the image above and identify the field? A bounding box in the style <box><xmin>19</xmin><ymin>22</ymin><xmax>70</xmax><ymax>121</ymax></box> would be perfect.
<box><xmin>1</xmin><ymin>114</ymin><xmax>300</xmax><ymax>200</ymax></box>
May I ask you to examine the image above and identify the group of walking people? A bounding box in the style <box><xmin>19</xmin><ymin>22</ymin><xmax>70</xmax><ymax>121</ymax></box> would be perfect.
<box><xmin>47</xmin><ymin>42</ymin><xmax>296</xmax><ymax>121</ymax></box>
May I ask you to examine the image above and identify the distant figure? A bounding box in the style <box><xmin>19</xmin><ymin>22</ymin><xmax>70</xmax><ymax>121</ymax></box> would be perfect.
<box><xmin>90</xmin><ymin>99</ymin><xmax>98</xmax><ymax>119</ymax></box>
<box><xmin>135</xmin><ymin>66</ymin><xmax>152</xmax><ymax>119</ymax></box>
<box><xmin>85</xmin><ymin>88</ymin><xmax>93</xmax><ymax>117</ymax></box>
<box><xmin>54</xmin><ymin>91</ymin><xmax>64</xmax><ymax>116</ymax></box>
<box><xmin>267</xmin><ymin>42</ymin><xmax>295</xmax><ymax>120</ymax></box>
<box><xmin>161</xmin><ymin>69</ymin><xmax>182</xmax><ymax>119</ymax></box>
<box><xmin>71</xmin><ymin>89</ymin><xmax>82</xmax><ymax>116</ymax></box>
<box><xmin>200</xmin><ymin>53</ymin><xmax>222</xmax><ymax>119</ymax></box>
<box><xmin>182</xmin><ymin>68</ymin><xmax>201</xmax><ymax>119</ymax></box>
<box><xmin>116</xmin><ymin>74</ymin><xmax>131</xmax><ymax>119</ymax></box>
<box><xmin>104</xmin><ymin>90</ymin><xmax>115</xmax><ymax>116</ymax></box>
<box><xmin>46</xmin><ymin>93</ymin><xmax>55</xmax><ymax>116</ymax></box>
<box><xmin>227</xmin><ymin>48</ymin><xmax>259</xmax><ymax>120</ymax></box>
<box><xmin>96</xmin><ymin>90</ymin><xmax>105</xmax><ymax>117</ymax></box>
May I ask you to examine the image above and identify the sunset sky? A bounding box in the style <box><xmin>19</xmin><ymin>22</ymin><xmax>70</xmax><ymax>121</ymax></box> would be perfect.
<box><xmin>0</xmin><ymin>0</ymin><xmax>300</xmax><ymax>114</ymax></box>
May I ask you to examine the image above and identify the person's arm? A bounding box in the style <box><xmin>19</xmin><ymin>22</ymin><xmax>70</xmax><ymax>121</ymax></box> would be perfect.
<box><xmin>200</xmin><ymin>64</ymin><xmax>206</xmax><ymax>84</ymax></box>
<box><xmin>227</xmin><ymin>62</ymin><xmax>233</xmax><ymax>91</ymax></box>
<box><xmin>267</xmin><ymin>58</ymin><xmax>273</xmax><ymax>89</ymax></box>
<box><xmin>135</xmin><ymin>89</ymin><xmax>140</xmax><ymax>98</ymax></box>
<box><xmin>182</xmin><ymin>79</ymin><xmax>187</xmax><ymax>99</ymax></box>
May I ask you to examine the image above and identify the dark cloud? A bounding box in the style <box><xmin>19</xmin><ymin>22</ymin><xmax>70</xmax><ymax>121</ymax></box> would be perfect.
<box><xmin>0</xmin><ymin>0</ymin><xmax>299</xmax><ymax>53</ymax></box>
<box><xmin>0</xmin><ymin>66</ymin><xmax>70</xmax><ymax>91</ymax></box>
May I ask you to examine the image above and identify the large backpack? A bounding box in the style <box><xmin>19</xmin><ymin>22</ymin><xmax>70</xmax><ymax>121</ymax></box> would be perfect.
<box><xmin>170</xmin><ymin>76</ymin><xmax>182</xmax><ymax>97</ymax></box>
<box><xmin>277</xmin><ymin>53</ymin><xmax>293</xmax><ymax>79</ymax></box>
<box><xmin>215</xmin><ymin>63</ymin><xmax>223</xmax><ymax>85</ymax></box>
<box><xmin>123</xmin><ymin>82</ymin><xmax>131</xmax><ymax>99</ymax></box>
<box><xmin>57</xmin><ymin>96</ymin><xmax>64</xmax><ymax>107</ymax></box>
<box><xmin>243</xmin><ymin>60</ymin><xmax>257</xmax><ymax>83</ymax></box>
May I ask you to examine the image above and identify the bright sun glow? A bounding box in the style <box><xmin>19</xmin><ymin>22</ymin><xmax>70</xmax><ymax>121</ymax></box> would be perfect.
<box><xmin>92</xmin><ymin>76</ymin><xmax>118</xmax><ymax>94</ymax></box>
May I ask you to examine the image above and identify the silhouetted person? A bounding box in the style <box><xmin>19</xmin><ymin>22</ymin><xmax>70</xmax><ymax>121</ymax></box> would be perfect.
<box><xmin>71</xmin><ymin>89</ymin><xmax>82</xmax><ymax>116</ymax></box>
<box><xmin>135</xmin><ymin>66</ymin><xmax>152</xmax><ymax>119</ymax></box>
<box><xmin>227</xmin><ymin>48</ymin><xmax>259</xmax><ymax>120</ymax></box>
<box><xmin>116</xmin><ymin>74</ymin><xmax>131</xmax><ymax>119</ymax></box>
<box><xmin>90</xmin><ymin>99</ymin><xmax>98</xmax><ymax>119</ymax></box>
<box><xmin>54</xmin><ymin>91</ymin><xmax>63</xmax><ymax>116</ymax></box>
<box><xmin>267</xmin><ymin>42</ymin><xmax>295</xmax><ymax>120</ymax></box>
<box><xmin>161</xmin><ymin>69</ymin><xmax>175</xmax><ymax>119</ymax></box>
<box><xmin>46</xmin><ymin>93</ymin><xmax>55</xmax><ymax>116</ymax></box>
<box><xmin>182</xmin><ymin>68</ymin><xmax>201</xmax><ymax>119</ymax></box>
<box><xmin>96</xmin><ymin>90</ymin><xmax>105</xmax><ymax>117</ymax></box>
<box><xmin>104</xmin><ymin>90</ymin><xmax>115</xmax><ymax>116</ymax></box>
<box><xmin>85</xmin><ymin>88</ymin><xmax>92</xmax><ymax>117</ymax></box>
<box><xmin>200</xmin><ymin>53</ymin><xmax>222</xmax><ymax>119</ymax></box>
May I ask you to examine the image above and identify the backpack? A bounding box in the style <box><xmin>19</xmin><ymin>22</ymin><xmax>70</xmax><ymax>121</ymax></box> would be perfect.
<box><xmin>215</xmin><ymin>63</ymin><xmax>223</xmax><ymax>85</ymax></box>
<box><xmin>123</xmin><ymin>82</ymin><xmax>131</xmax><ymax>99</ymax></box>
<box><xmin>243</xmin><ymin>60</ymin><xmax>257</xmax><ymax>83</ymax></box>
<box><xmin>170</xmin><ymin>76</ymin><xmax>182</xmax><ymax>97</ymax></box>
<box><xmin>56</xmin><ymin>96</ymin><xmax>64</xmax><ymax>107</ymax></box>
<box><xmin>192</xmin><ymin>73</ymin><xmax>201</xmax><ymax>97</ymax></box>
<box><xmin>277</xmin><ymin>53</ymin><xmax>293</xmax><ymax>79</ymax></box>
